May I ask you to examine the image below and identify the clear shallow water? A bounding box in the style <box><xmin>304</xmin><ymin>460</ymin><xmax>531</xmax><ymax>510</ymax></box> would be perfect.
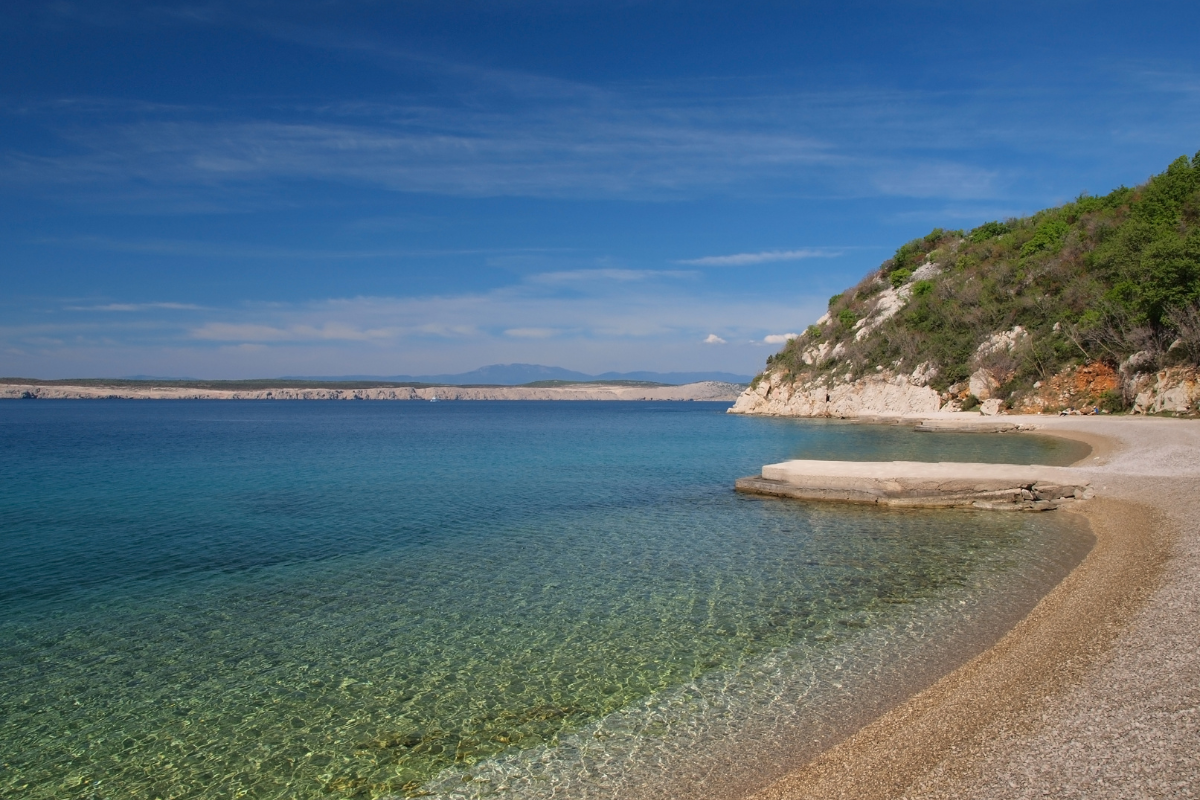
<box><xmin>0</xmin><ymin>401</ymin><xmax>1091</xmax><ymax>800</ymax></box>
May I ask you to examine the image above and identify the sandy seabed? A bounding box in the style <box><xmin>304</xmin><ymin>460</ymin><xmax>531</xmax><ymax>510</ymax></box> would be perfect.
<box><xmin>746</xmin><ymin>415</ymin><xmax>1200</xmax><ymax>800</ymax></box>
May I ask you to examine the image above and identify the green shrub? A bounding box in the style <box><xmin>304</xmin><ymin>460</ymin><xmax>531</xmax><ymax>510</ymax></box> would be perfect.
<box><xmin>828</xmin><ymin>293</ymin><xmax>843</xmax><ymax>308</ymax></box>
<box><xmin>837</xmin><ymin>309</ymin><xmax>857</xmax><ymax>328</ymax></box>
<box><xmin>892</xmin><ymin>242</ymin><xmax>921</xmax><ymax>273</ymax></box>
<box><xmin>969</xmin><ymin>221</ymin><xmax>1008</xmax><ymax>242</ymax></box>
<box><xmin>889</xmin><ymin>268</ymin><xmax>911</xmax><ymax>288</ymax></box>
<box><xmin>1020</xmin><ymin>219</ymin><xmax>1070</xmax><ymax>258</ymax></box>
<box><xmin>954</xmin><ymin>253</ymin><xmax>978</xmax><ymax>271</ymax></box>
<box><xmin>1099</xmin><ymin>389</ymin><xmax>1126</xmax><ymax>413</ymax></box>
<box><xmin>912</xmin><ymin>280</ymin><xmax>934</xmax><ymax>297</ymax></box>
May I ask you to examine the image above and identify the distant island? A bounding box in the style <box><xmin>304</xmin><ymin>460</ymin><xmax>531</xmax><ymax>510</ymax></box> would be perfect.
<box><xmin>0</xmin><ymin>377</ymin><xmax>744</xmax><ymax>402</ymax></box>
<box><xmin>731</xmin><ymin>151</ymin><xmax>1200</xmax><ymax>418</ymax></box>
<box><xmin>0</xmin><ymin>364</ymin><xmax>753</xmax><ymax>402</ymax></box>
<box><xmin>281</xmin><ymin>364</ymin><xmax>754</xmax><ymax>386</ymax></box>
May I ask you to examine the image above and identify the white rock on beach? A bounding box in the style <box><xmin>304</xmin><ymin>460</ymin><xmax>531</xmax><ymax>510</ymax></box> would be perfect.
<box><xmin>968</xmin><ymin>368</ymin><xmax>1001</xmax><ymax>400</ymax></box>
<box><xmin>979</xmin><ymin>398</ymin><xmax>1005</xmax><ymax>416</ymax></box>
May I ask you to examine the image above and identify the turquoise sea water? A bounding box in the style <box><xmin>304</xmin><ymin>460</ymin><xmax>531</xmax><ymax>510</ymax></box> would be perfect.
<box><xmin>0</xmin><ymin>401</ymin><xmax>1092</xmax><ymax>800</ymax></box>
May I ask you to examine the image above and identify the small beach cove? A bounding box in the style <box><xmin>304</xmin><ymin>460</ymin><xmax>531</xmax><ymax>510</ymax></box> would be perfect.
<box><xmin>0</xmin><ymin>402</ymin><xmax>1108</xmax><ymax>800</ymax></box>
<box><xmin>747</xmin><ymin>414</ymin><xmax>1199</xmax><ymax>800</ymax></box>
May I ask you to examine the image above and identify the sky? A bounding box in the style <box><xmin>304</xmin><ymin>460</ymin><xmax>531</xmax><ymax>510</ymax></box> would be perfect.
<box><xmin>2</xmin><ymin>1</ymin><xmax>1199</xmax><ymax>379</ymax></box>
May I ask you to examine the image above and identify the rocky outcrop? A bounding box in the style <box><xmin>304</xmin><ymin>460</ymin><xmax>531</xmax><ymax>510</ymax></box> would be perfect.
<box><xmin>732</xmin><ymin>352</ymin><xmax>1200</xmax><ymax>420</ymax></box>
<box><xmin>728</xmin><ymin>367</ymin><xmax>941</xmax><ymax>417</ymax></box>
<box><xmin>1010</xmin><ymin>362</ymin><xmax>1199</xmax><ymax>415</ymax></box>
<box><xmin>0</xmin><ymin>381</ymin><xmax>744</xmax><ymax>402</ymax></box>
<box><xmin>975</xmin><ymin>325</ymin><xmax>1028</xmax><ymax>360</ymax></box>
<box><xmin>979</xmin><ymin>398</ymin><xmax>1005</xmax><ymax>416</ymax></box>
<box><xmin>1125</xmin><ymin>367</ymin><xmax>1200</xmax><ymax>414</ymax></box>
<box><xmin>968</xmin><ymin>368</ymin><xmax>1001</xmax><ymax>401</ymax></box>
<box><xmin>851</xmin><ymin>283</ymin><xmax>911</xmax><ymax>341</ymax></box>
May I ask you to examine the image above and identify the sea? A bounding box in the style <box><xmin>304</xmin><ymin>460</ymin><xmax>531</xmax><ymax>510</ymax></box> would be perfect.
<box><xmin>0</xmin><ymin>400</ymin><xmax>1093</xmax><ymax>800</ymax></box>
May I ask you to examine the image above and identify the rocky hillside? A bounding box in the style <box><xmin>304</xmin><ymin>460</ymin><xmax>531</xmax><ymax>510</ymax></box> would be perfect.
<box><xmin>733</xmin><ymin>152</ymin><xmax>1200</xmax><ymax>417</ymax></box>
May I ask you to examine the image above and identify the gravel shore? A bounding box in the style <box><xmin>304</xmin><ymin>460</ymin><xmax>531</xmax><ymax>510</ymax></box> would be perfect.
<box><xmin>749</xmin><ymin>415</ymin><xmax>1200</xmax><ymax>800</ymax></box>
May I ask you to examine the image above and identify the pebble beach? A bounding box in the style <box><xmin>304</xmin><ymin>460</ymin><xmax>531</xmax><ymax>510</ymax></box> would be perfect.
<box><xmin>750</xmin><ymin>415</ymin><xmax>1200</xmax><ymax>800</ymax></box>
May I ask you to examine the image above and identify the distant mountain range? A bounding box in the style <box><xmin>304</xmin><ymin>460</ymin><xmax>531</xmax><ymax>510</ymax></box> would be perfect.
<box><xmin>281</xmin><ymin>364</ymin><xmax>752</xmax><ymax>386</ymax></box>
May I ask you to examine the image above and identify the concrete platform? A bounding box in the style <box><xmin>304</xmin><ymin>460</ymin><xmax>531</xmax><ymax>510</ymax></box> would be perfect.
<box><xmin>735</xmin><ymin>459</ymin><xmax>1093</xmax><ymax>511</ymax></box>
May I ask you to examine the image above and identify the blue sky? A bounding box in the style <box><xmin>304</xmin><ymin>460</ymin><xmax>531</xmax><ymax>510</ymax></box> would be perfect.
<box><xmin>3</xmin><ymin>1</ymin><xmax>1199</xmax><ymax>379</ymax></box>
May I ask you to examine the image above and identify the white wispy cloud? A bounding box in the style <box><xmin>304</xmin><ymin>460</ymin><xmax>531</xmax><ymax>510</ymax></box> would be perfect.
<box><xmin>413</xmin><ymin>323</ymin><xmax>479</xmax><ymax>338</ymax></box>
<box><xmin>872</xmin><ymin>162</ymin><xmax>1001</xmax><ymax>200</ymax></box>
<box><xmin>42</xmin><ymin>236</ymin><xmax>547</xmax><ymax>261</ymax></box>
<box><xmin>6</xmin><ymin>62</ymin><xmax>1066</xmax><ymax>208</ymax></box>
<box><xmin>5</xmin><ymin>48</ymin><xmax>1199</xmax><ymax>212</ymax></box>
<box><xmin>67</xmin><ymin>301</ymin><xmax>206</xmax><ymax>312</ymax></box>
<box><xmin>677</xmin><ymin>249</ymin><xmax>841</xmax><ymax>267</ymax></box>
<box><xmin>4</xmin><ymin>114</ymin><xmax>836</xmax><ymax>204</ymax></box>
<box><xmin>763</xmin><ymin>333</ymin><xmax>798</xmax><ymax>344</ymax></box>
<box><xmin>526</xmin><ymin>268</ymin><xmax>693</xmax><ymax>284</ymax></box>
<box><xmin>190</xmin><ymin>322</ymin><xmax>397</xmax><ymax>342</ymax></box>
<box><xmin>504</xmin><ymin>327</ymin><xmax>557</xmax><ymax>339</ymax></box>
<box><xmin>887</xmin><ymin>206</ymin><xmax>1029</xmax><ymax>225</ymax></box>
<box><xmin>2</xmin><ymin>277</ymin><xmax>828</xmax><ymax>378</ymax></box>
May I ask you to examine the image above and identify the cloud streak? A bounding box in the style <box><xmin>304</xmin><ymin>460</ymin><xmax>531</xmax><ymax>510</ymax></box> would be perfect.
<box><xmin>2</xmin><ymin>275</ymin><xmax>830</xmax><ymax>378</ymax></box>
<box><xmin>8</xmin><ymin>63</ymin><xmax>1196</xmax><ymax>210</ymax></box>
<box><xmin>504</xmin><ymin>327</ymin><xmax>557</xmax><ymax>339</ymax></box>
<box><xmin>67</xmin><ymin>301</ymin><xmax>206</xmax><ymax>312</ymax></box>
<box><xmin>9</xmin><ymin>74</ymin><xmax>1141</xmax><ymax>209</ymax></box>
<box><xmin>190</xmin><ymin>322</ymin><xmax>397</xmax><ymax>342</ymax></box>
<box><xmin>526</xmin><ymin>268</ymin><xmax>694</xmax><ymax>284</ymax></box>
<box><xmin>763</xmin><ymin>333</ymin><xmax>798</xmax><ymax>344</ymax></box>
<box><xmin>4</xmin><ymin>113</ymin><xmax>838</xmax><ymax>203</ymax></box>
<box><xmin>40</xmin><ymin>236</ymin><xmax>553</xmax><ymax>261</ymax></box>
<box><xmin>676</xmin><ymin>249</ymin><xmax>841</xmax><ymax>267</ymax></box>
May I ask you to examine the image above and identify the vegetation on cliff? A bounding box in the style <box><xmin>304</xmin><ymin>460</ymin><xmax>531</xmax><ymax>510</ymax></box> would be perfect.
<box><xmin>761</xmin><ymin>151</ymin><xmax>1200</xmax><ymax>409</ymax></box>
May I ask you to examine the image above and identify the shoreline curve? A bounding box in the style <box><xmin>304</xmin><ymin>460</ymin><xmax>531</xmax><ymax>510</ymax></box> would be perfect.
<box><xmin>744</xmin><ymin>415</ymin><xmax>1197</xmax><ymax>800</ymax></box>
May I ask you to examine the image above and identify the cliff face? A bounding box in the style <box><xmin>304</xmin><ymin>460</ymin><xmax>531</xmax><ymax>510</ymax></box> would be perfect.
<box><xmin>1126</xmin><ymin>368</ymin><xmax>1200</xmax><ymax>414</ymax></box>
<box><xmin>729</xmin><ymin>367</ymin><xmax>941</xmax><ymax>417</ymax></box>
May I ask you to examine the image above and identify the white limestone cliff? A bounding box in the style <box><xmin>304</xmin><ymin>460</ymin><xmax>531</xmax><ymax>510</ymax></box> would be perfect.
<box><xmin>1125</xmin><ymin>367</ymin><xmax>1200</xmax><ymax>414</ymax></box>
<box><xmin>728</xmin><ymin>366</ymin><xmax>941</xmax><ymax>417</ymax></box>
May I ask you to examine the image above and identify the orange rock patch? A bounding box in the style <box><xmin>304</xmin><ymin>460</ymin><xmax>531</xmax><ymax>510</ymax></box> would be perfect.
<box><xmin>1014</xmin><ymin>362</ymin><xmax>1119</xmax><ymax>413</ymax></box>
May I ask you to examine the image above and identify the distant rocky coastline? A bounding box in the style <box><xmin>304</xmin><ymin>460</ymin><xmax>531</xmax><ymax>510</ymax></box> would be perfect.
<box><xmin>0</xmin><ymin>380</ymin><xmax>744</xmax><ymax>402</ymax></box>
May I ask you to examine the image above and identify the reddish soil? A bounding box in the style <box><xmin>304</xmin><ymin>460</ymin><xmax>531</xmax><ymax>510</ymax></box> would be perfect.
<box><xmin>1014</xmin><ymin>362</ymin><xmax>1119</xmax><ymax>413</ymax></box>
